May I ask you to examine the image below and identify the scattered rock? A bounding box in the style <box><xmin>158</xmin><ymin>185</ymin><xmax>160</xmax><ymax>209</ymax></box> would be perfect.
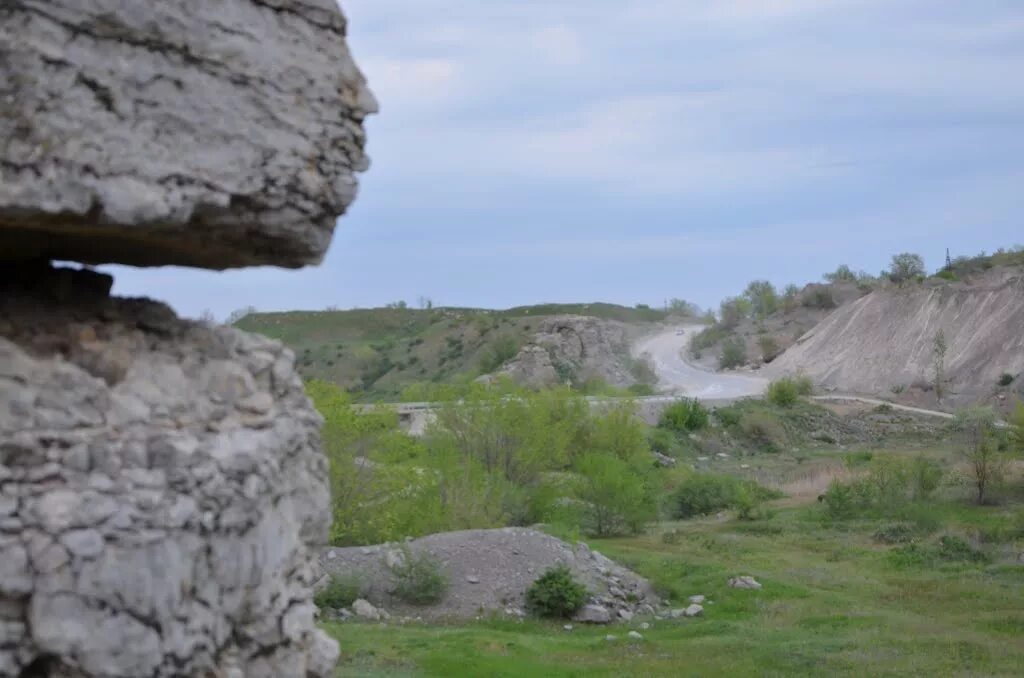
<box><xmin>605</xmin><ymin>635</ymin><xmax>618</xmax><ymax>642</ymax></box>
<box><xmin>618</xmin><ymin>609</ymin><xmax>634</xmax><ymax>621</ymax></box>
<box><xmin>688</xmin><ymin>595</ymin><xmax>706</xmax><ymax>604</ymax></box>
<box><xmin>576</xmin><ymin>604</ymin><xmax>613</xmax><ymax>624</ymax></box>
<box><xmin>466</xmin><ymin>575</ymin><xmax>480</xmax><ymax>584</ymax></box>
<box><xmin>653</xmin><ymin>452</ymin><xmax>677</xmax><ymax>467</ymax></box>
<box><xmin>684</xmin><ymin>604</ymin><xmax>704</xmax><ymax>617</ymax></box>
<box><xmin>729</xmin><ymin>576</ymin><xmax>763</xmax><ymax>590</ymax></box>
<box><xmin>628</xmin><ymin>631</ymin><xmax>644</xmax><ymax>640</ymax></box>
<box><xmin>563</xmin><ymin>624</ymin><xmax>573</xmax><ymax>632</ymax></box>
<box><xmin>640</xmin><ymin>622</ymin><xmax>651</xmax><ymax>630</ymax></box>
<box><xmin>352</xmin><ymin>599</ymin><xmax>381</xmax><ymax>621</ymax></box>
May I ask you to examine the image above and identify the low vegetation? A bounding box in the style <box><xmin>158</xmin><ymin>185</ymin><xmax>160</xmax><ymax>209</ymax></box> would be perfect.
<box><xmin>525</xmin><ymin>566</ymin><xmax>588</xmax><ymax>619</ymax></box>
<box><xmin>389</xmin><ymin>547</ymin><xmax>449</xmax><ymax>605</ymax></box>
<box><xmin>313</xmin><ymin>574</ymin><xmax>363</xmax><ymax>610</ymax></box>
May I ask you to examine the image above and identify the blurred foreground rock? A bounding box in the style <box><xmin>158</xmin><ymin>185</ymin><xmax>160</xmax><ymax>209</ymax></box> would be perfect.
<box><xmin>0</xmin><ymin>266</ymin><xmax>337</xmax><ymax>676</ymax></box>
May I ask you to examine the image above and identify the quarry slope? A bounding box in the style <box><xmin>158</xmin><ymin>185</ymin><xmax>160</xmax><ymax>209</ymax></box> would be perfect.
<box><xmin>767</xmin><ymin>269</ymin><xmax>1024</xmax><ymax>407</ymax></box>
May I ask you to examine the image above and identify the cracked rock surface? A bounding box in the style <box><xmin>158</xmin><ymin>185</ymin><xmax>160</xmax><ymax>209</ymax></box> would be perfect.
<box><xmin>0</xmin><ymin>265</ymin><xmax>338</xmax><ymax>677</ymax></box>
<box><xmin>0</xmin><ymin>0</ymin><xmax>376</xmax><ymax>269</ymax></box>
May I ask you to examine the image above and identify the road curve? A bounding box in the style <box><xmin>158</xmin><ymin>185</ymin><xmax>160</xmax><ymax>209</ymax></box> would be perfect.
<box><xmin>634</xmin><ymin>326</ymin><xmax>768</xmax><ymax>399</ymax></box>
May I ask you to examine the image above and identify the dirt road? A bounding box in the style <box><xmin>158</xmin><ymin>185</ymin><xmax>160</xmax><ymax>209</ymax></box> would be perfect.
<box><xmin>633</xmin><ymin>326</ymin><xmax>768</xmax><ymax>398</ymax></box>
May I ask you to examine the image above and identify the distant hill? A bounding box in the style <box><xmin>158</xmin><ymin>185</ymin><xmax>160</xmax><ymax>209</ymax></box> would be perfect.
<box><xmin>235</xmin><ymin>303</ymin><xmax>671</xmax><ymax>400</ymax></box>
<box><xmin>768</xmin><ymin>265</ymin><xmax>1024</xmax><ymax>410</ymax></box>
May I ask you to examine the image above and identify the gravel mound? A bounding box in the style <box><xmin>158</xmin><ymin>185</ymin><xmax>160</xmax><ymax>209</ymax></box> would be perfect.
<box><xmin>318</xmin><ymin>528</ymin><xmax>660</xmax><ymax>622</ymax></box>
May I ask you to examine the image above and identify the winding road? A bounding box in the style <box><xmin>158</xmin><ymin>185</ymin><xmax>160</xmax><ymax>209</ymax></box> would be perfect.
<box><xmin>634</xmin><ymin>326</ymin><xmax>768</xmax><ymax>399</ymax></box>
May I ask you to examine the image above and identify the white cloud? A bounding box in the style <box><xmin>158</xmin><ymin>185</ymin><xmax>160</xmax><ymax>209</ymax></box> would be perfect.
<box><xmin>530</xmin><ymin>25</ymin><xmax>586</xmax><ymax>67</ymax></box>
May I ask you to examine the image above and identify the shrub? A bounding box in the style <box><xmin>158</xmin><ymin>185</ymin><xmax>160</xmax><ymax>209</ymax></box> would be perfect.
<box><xmin>803</xmin><ymin>287</ymin><xmax>836</xmax><ymax>310</ymax></box>
<box><xmin>765</xmin><ymin>379</ymin><xmax>800</xmax><ymax>407</ymax></box>
<box><xmin>758</xmin><ymin>335</ymin><xmax>780</xmax><ymax>363</ymax></box>
<box><xmin>821</xmin><ymin>480</ymin><xmax>858</xmax><ymax>520</ymax></box>
<box><xmin>659</xmin><ymin>398</ymin><xmax>709</xmax><ymax>433</ymax></box>
<box><xmin>647</xmin><ymin>427</ymin><xmax>677</xmax><ymax>455</ymax></box>
<box><xmin>719</xmin><ymin>339</ymin><xmax>747</xmax><ymax>369</ymax></box>
<box><xmin>389</xmin><ymin>547</ymin><xmax>449</xmax><ymax>605</ymax></box>
<box><xmin>888</xmin><ymin>252</ymin><xmax>926</xmax><ymax>285</ymax></box>
<box><xmin>739</xmin><ymin>411</ymin><xmax>788</xmax><ymax>452</ymax></box>
<box><xmin>576</xmin><ymin>453</ymin><xmax>657</xmax><ymax>536</ymax></box>
<box><xmin>873</xmin><ymin>522</ymin><xmax>917</xmax><ymax>545</ymax></box>
<box><xmin>525</xmin><ymin>565</ymin><xmax>588</xmax><ymax>618</ymax></box>
<box><xmin>715</xmin><ymin>406</ymin><xmax>742</xmax><ymax>428</ymax></box>
<box><xmin>909</xmin><ymin>456</ymin><xmax>942</xmax><ymax>500</ymax></box>
<box><xmin>935</xmin><ymin>535</ymin><xmax>989</xmax><ymax>563</ymax></box>
<box><xmin>478</xmin><ymin>335</ymin><xmax>521</xmax><ymax>374</ymax></box>
<box><xmin>672</xmin><ymin>473</ymin><xmax>780</xmax><ymax>519</ymax></box>
<box><xmin>998</xmin><ymin>373</ymin><xmax>1015</xmax><ymax>387</ymax></box>
<box><xmin>313</xmin><ymin>574</ymin><xmax>363</xmax><ymax>609</ymax></box>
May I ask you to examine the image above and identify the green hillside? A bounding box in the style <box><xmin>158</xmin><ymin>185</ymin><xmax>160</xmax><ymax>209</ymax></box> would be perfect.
<box><xmin>235</xmin><ymin>303</ymin><xmax>669</xmax><ymax>401</ymax></box>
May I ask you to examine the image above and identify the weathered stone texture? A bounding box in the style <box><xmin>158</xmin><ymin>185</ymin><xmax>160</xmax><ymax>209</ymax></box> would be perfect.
<box><xmin>0</xmin><ymin>266</ymin><xmax>338</xmax><ymax>677</ymax></box>
<box><xmin>0</xmin><ymin>0</ymin><xmax>376</xmax><ymax>269</ymax></box>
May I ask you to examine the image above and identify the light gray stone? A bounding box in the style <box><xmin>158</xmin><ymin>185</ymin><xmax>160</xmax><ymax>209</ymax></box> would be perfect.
<box><xmin>684</xmin><ymin>604</ymin><xmax>704</xmax><ymax>617</ymax></box>
<box><xmin>0</xmin><ymin>272</ymin><xmax>337</xmax><ymax>677</ymax></box>
<box><xmin>575</xmin><ymin>604</ymin><xmax>612</xmax><ymax>624</ymax></box>
<box><xmin>0</xmin><ymin>0</ymin><xmax>376</xmax><ymax>270</ymax></box>
<box><xmin>352</xmin><ymin>599</ymin><xmax>380</xmax><ymax>621</ymax></box>
<box><xmin>688</xmin><ymin>595</ymin><xmax>706</xmax><ymax>604</ymax></box>
<box><xmin>628</xmin><ymin>631</ymin><xmax>644</xmax><ymax>640</ymax></box>
<box><xmin>729</xmin><ymin>576</ymin><xmax>763</xmax><ymax>590</ymax></box>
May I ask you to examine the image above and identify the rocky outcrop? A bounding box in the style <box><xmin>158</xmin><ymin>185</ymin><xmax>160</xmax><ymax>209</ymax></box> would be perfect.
<box><xmin>0</xmin><ymin>0</ymin><xmax>376</xmax><ymax>269</ymax></box>
<box><xmin>500</xmin><ymin>316</ymin><xmax>639</xmax><ymax>388</ymax></box>
<box><xmin>1</xmin><ymin>1</ymin><xmax>371</xmax><ymax>674</ymax></box>
<box><xmin>767</xmin><ymin>270</ymin><xmax>1024</xmax><ymax>405</ymax></box>
<box><xmin>0</xmin><ymin>266</ymin><xmax>337</xmax><ymax>677</ymax></box>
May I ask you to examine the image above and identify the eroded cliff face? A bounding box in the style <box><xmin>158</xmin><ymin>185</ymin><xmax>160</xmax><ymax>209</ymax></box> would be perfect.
<box><xmin>500</xmin><ymin>316</ymin><xmax>638</xmax><ymax>388</ymax></box>
<box><xmin>0</xmin><ymin>267</ymin><xmax>338</xmax><ymax>677</ymax></box>
<box><xmin>767</xmin><ymin>270</ymin><xmax>1024</xmax><ymax>406</ymax></box>
<box><xmin>0</xmin><ymin>1</ymin><xmax>372</xmax><ymax>675</ymax></box>
<box><xmin>0</xmin><ymin>0</ymin><xmax>376</xmax><ymax>269</ymax></box>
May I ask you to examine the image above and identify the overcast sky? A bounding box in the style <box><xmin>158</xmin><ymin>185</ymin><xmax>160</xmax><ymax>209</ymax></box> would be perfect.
<box><xmin>108</xmin><ymin>0</ymin><xmax>1024</xmax><ymax>319</ymax></box>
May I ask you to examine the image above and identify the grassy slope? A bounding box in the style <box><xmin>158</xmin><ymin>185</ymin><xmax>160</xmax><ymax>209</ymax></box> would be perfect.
<box><xmin>236</xmin><ymin>303</ymin><xmax>668</xmax><ymax>400</ymax></box>
<box><xmin>326</xmin><ymin>434</ymin><xmax>1024</xmax><ymax>677</ymax></box>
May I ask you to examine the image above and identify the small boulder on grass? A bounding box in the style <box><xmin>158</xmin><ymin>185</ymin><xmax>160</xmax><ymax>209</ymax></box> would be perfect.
<box><xmin>729</xmin><ymin>575</ymin><xmax>762</xmax><ymax>590</ymax></box>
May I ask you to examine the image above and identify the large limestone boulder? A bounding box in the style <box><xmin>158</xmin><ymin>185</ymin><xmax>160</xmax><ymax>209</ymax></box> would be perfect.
<box><xmin>0</xmin><ymin>0</ymin><xmax>376</xmax><ymax>269</ymax></box>
<box><xmin>0</xmin><ymin>266</ymin><xmax>337</xmax><ymax>677</ymax></box>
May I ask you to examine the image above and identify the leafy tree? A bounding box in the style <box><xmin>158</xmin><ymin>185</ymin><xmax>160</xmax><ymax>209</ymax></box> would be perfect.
<box><xmin>668</xmin><ymin>298</ymin><xmax>702</xmax><ymax>316</ymax></box>
<box><xmin>758</xmin><ymin>335</ymin><xmax>780</xmax><ymax>362</ymax></box>
<box><xmin>888</xmin><ymin>253</ymin><xmax>926</xmax><ymax>285</ymax></box>
<box><xmin>576</xmin><ymin>452</ymin><xmax>656</xmax><ymax>536</ymax></box>
<box><xmin>744</xmin><ymin>280</ymin><xmax>779</xmax><ymax>319</ymax></box>
<box><xmin>824</xmin><ymin>264</ymin><xmax>857</xmax><ymax>283</ymax></box>
<box><xmin>954</xmin><ymin>407</ymin><xmax>1006</xmax><ymax>504</ymax></box>
<box><xmin>386</xmin><ymin>300</ymin><xmax>409</xmax><ymax>309</ymax></box>
<box><xmin>782</xmin><ymin>284</ymin><xmax>800</xmax><ymax>312</ymax></box>
<box><xmin>719</xmin><ymin>338</ymin><xmax>747</xmax><ymax>369</ymax></box>
<box><xmin>766</xmin><ymin>379</ymin><xmax>800</xmax><ymax>407</ymax></box>
<box><xmin>719</xmin><ymin>297</ymin><xmax>751</xmax><ymax>329</ymax></box>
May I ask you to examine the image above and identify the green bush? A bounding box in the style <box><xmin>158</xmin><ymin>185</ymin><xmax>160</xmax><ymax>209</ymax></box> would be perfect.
<box><xmin>478</xmin><ymin>335</ymin><xmax>521</xmax><ymax>374</ymax></box>
<box><xmin>758</xmin><ymin>335</ymin><xmax>781</xmax><ymax>363</ymax></box>
<box><xmin>715</xmin><ymin>406</ymin><xmax>742</xmax><ymax>428</ymax></box>
<box><xmin>998</xmin><ymin>373</ymin><xmax>1015</xmax><ymax>387</ymax></box>
<box><xmin>739</xmin><ymin>411</ymin><xmax>788</xmax><ymax>452</ymax></box>
<box><xmin>576</xmin><ymin>452</ymin><xmax>657</xmax><ymax>536</ymax></box>
<box><xmin>525</xmin><ymin>565</ymin><xmax>588</xmax><ymax>618</ymax></box>
<box><xmin>647</xmin><ymin>427</ymin><xmax>677</xmax><ymax>455</ymax></box>
<box><xmin>766</xmin><ymin>379</ymin><xmax>799</xmax><ymax>407</ymax></box>
<box><xmin>389</xmin><ymin>547</ymin><xmax>449</xmax><ymax>605</ymax></box>
<box><xmin>935</xmin><ymin>535</ymin><xmax>989</xmax><ymax>563</ymax></box>
<box><xmin>909</xmin><ymin>456</ymin><xmax>943</xmax><ymax>500</ymax></box>
<box><xmin>672</xmin><ymin>473</ymin><xmax>780</xmax><ymax>519</ymax></box>
<box><xmin>313</xmin><ymin>574</ymin><xmax>363</xmax><ymax>609</ymax></box>
<box><xmin>659</xmin><ymin>398</ymin><xmax>709</xmax><ymax>433</ymax></box>
<box><xmin>719</xmin><ymin>339</ymin><xmax>747</xmax><ymax>369</ymax></box>
<box><xmin>872</xmin><ymin>522</ymin><xmax>917</xmax><ymax>544</ymax></box>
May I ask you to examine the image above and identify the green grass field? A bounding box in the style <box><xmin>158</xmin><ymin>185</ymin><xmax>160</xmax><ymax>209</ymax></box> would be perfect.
<box><xmin>325</xmin><ymin>462</ymin><xmax>1024</xmax><ymax>677</ymax></box>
